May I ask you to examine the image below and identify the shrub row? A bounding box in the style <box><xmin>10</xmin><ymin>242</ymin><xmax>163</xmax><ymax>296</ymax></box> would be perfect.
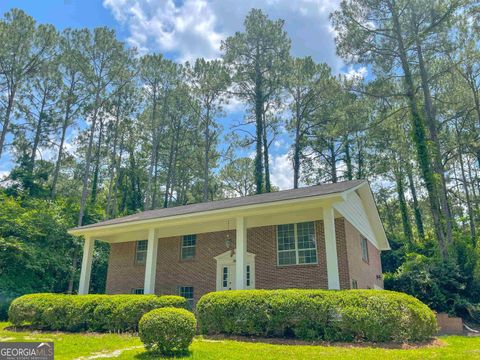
<box><xmin>8</xmin><ymin>293</ymin><xmax>188</xmax><ymax>332</ymax></box>
<box><xmin>197</xmin><ymin>289</ymin><xmax>438</xmax><ymax>342</ymax></box>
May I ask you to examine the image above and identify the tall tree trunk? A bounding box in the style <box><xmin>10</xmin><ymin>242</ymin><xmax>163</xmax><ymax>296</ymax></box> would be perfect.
<box><xmin>406</xmin><ymin>162</ymin><xmax>425</xmax><ymax>241</ymax></box>
<box><xmin>145</xmin><ymin>89</ymin><xmax>158</xmax><ymax>209</ymax></box>
<box><xmin>106</xmin><ymin>99</ymin><xmax>121</xmax><ymax>219</ymax></box>
<box><xmin>330</xmin><ymin>139</ymin><xmax>337</xmax><ymax>183</ymax></box>
<box><xmin>395</xmin><ymin>164</ymin><xmax>414</xmax><ymax>243</ymax></box>
<box><xmin>356</xmin><ymin>134</ymin><xmax>364</xmax><ymax>179</ymax></box>
<box><xmin>90</xmin><ymin>118</ymin><xmax>104</xmax><ymax>205</ymax></box>
<box><xmin>110</xmin><ymin>134</ymin><xmax>125</xmax><ymax>218</ymax></box>
<box><xmin>29</xmin><ymin>91</ymin><xmax>48</xmax><ymax>176</ymax></box>
<box><xmin>415</xmin><ymin>37</ymin><xmax>453</xmax><ymax>245</ymax></box>
<box><xmin>254</xmin><ymin>47</ymin><xmax>264</xmax><ymax>194</ymax></box>
<box><xmin>293</xmin><ymin>99</ymin><xmax>301</xmax><ymax>189</ymax></box>
<box><xmin>455</xmin><ymin>122</ymin><xmax>476</xmax><ymax>243</ymax></box>
<box><xmin>67</xmin><ymin>254</ymin><xmax>78</xmax><ymax>294</ymax></box>
<box><xmin>78</xmin><ymin>92</ymin><xmax>100</xmax><ymax>226</ymax></box>
<box><xmin>51</xmin><ymin>82</ymin><xmax>74</xmax><ymax>198</ymax></box>
<box><xmin>262</xmin><ymin>112</ymin><xmax>271</xmax><ymax>193</ymax></box>
<box><xmin>163</xmin><ymin>120</ymin><xmax>178</xmax><ymax>208</ymax></box>
<box><xmin>389</xmin><ymin>0</ymin><xmax>447</xmax><ymax>258</ymax></box>
<box><xmin>467</xmin><ymin>157</ymin><xmax>480</xmax><ymax>219</ymax></box>
<box><xmin>344</xmin><ymin>135</ymin><xmax>353</xmax><ymax>181</ymax></box>
<box><xmin>203</xmin><ymin>106</ymin><xmax>211</xmax><ymax>201</ymax></box>
<box><xmin>0</xmin><ymin>86</ymin><xmax>16</xmax><ymax>158</ymax></box>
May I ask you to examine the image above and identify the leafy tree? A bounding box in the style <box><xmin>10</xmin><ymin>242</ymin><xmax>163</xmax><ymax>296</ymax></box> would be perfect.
<box><xmin>222</xmin><ymin>8</ymin><xmax>291</xmax><ymax>193</ymax></box>
<box><xmin>186</xmin><ymin>58</ymin><xmax>229</xmax><ymax>201</ymax></box>
<box><xmin>0</xmin><ymin>9</ymin><xmax>57</xmax><ymax>157</ymax></box>
<box><xmin>219</xmin><ymin>157</ymin><xmax>256</xmax><ymax>197</ymax></box>
<box><xmin>286</xmin><ymin>57</ymin><xmax>332</xmax><ymax>188</ymax></box>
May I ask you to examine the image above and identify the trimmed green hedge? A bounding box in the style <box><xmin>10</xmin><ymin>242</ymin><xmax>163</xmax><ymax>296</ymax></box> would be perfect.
<box><xmin>197</xmin><ymin>289</ymin><xmax>438</xmax><ymax>342</ymax></box>
<box><xmin>8</xmin><ymin>293</ymin><xmax>188</xmax><ymax>332</ymax></box>
<box><xmin>139</xmin><ymin>307</ymin><xmax>196</xmax><ymax>355</ymax></box>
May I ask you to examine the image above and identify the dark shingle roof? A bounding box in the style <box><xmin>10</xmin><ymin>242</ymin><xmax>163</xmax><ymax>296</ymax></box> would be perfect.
<box><xmin>72</xmin><ymin>180</ymin><xmax>366</xmax><ymax>231</ymax></box>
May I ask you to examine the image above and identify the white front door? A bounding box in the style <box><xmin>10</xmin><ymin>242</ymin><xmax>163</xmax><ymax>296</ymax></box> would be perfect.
<box><xmin>215</xmin><ymin>250</ymin><xmax>255</xmax><ymax>291</ymax></box>
<box><xmin>221</xmin><ymin>264</ymin><xmax>236</xmax><ymax>291</ymax></box>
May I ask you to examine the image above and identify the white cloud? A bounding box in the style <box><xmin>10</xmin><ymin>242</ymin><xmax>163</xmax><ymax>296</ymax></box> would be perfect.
<box><xmin>0</xmin><ymin>170</ymin><xmax>9</xmax><ymax>179</ymax></box>
<box><xmin>270</xmin><ymin>152</ymin><xmax>293</xmax><ymax>190</ymax></box>
<box><xmin>104</xmin><ymin>0</ymin><xmax>343</xmax><ymax>69</ymax></box>
<box><xmin>344</xmin><ymin>65</ymin><xmax>368</xmax><ymax>80</ymax></box>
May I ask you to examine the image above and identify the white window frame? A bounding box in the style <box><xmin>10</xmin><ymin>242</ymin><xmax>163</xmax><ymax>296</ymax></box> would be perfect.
<box><xmin>135</xmin><ymin>240</ymin><xmax>148</xmax><ymax>265</ymax></box>
<box><xmin>276</xmin><ymin>222</ymin><xmax>318</xmax><ymax>266</ymax></box>
<box><xmin>181</xmin><ymin>234</ymin><xmax>196</xmax><ymax>260</ymax></box>
<box><xmin>131</xmin><ymin>288</ymin><xmax>144</xmax><ymax>294</ymax></box>
<box><xmin>361</xmin><ymin>237</ymin><xmax>369</xmax><ymax>263</ymax></box>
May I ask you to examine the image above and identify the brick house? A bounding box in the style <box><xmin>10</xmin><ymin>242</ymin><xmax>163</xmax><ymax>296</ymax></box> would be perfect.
<box><xmin>69</xmin><ymin>180</ymin><xmax>389</xmax><ymax>305</ymax></box>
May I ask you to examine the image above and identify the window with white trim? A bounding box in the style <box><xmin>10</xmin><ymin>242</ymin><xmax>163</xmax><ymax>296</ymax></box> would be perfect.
<box><xmin>277</xmin><ymin>222</ymin><xmax>317</xmax><ymax>266</ymax></box>
<box><xmin>131</xmin><ymin>288</ymin><xmax>144</xmax><ymax>294</ymax></box>
<box><xmin>135</xmin><ymin>240</ymin><xmax>148</xmax><ymax>265</ymax></box>
<box><xmin>246</xmin><ymin>265</ymin><xmax>251</xmax><ymax>287</ymax></box>
<box><xmin>222</xmin><ymin>267</ymin><xmax>229</xmax><ymax>288</ymax></box>
<box><xmin>351</xmin><ymin>280</ymin><xmax>358</xmax><ymax>289</ymax></box>
<box><xmin>181</xmin><ymin>234</ymin><xmax>196</xmax><ymax>260</ymax></box>
<box><xmin>361</xmin><ymin>237</ymin><xmax>369</xmax><ymax>263</ymax></box>
<box><xmin>179</xmin><ymin>286</ymin><xmax>194</xmax><ymax>309</ymax></box>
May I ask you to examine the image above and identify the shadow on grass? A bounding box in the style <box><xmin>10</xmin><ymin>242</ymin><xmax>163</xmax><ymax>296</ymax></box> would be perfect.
<box><xmin>134</xmin><ymin>350</ymin><xmax>192</xmax><ymax>359</ymax></box>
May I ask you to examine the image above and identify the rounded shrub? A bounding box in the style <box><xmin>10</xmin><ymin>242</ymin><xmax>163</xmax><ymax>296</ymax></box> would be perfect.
<box><xmin>139</xmin><ymin>307</ymin><xmax>196</xmax><ymax>355</ymax></box>
<box><xmin>8</xmin><ymin>293</ymin><xmax>188</xmax><ymax>332</ymax></box>
<box><xmin>197</xmin><ymin>289</ymin><xmax>438</xmax><ymax>342</ymax></box>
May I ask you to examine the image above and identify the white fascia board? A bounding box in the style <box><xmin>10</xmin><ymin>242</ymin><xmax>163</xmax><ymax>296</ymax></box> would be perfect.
<box><xmin>68</xmin><ymin>193</ymin><xmax>345</xmax><ymax>238</ymax></box>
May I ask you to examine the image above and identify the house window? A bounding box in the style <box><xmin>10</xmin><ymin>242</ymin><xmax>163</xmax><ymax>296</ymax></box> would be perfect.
<box><xmin>351</xmin><ymin>280</ymin><xmax>358</xmax><ymax>289</ymax></box>
<box><xmin>277</xmin><ymin>222</ymin><xmax>317</xmax><ymax>266</ymax></box>
<box><xmin>246</xmin><ymin>265</ymin><xmax>251</xmax><ymax>287</ymax></box>
<box><xmin>361</xmin><ymin>237</ymin><xmax>369</xmax><ymax>263</ymax></box>
<box><xmin>131</xmin><ymin>288</ymin><xmax>144</xmax><ymax>294</ymax></box>
<box><xmin>222</xmin><ymin>267</ymin><xmax>229</xmax><ymax>288</ymax></box>
<box><xmin>135</xmin><ymin>240</ymin><xmax>148</xmax><ymax>265</ymax></box>
<box><xmin>179</xmin><ymin>286</ymin><xmax>194</xmax><ymax>309</ymax></box>
<box><xmin>181</xmin><ymin>234</ymin><xmax>196</xmax><ymax>260</ymax></box>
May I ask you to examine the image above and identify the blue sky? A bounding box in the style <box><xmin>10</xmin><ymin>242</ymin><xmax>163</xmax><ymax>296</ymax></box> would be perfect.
<box><xmin>0</xmin><ymin>0</ymin><xmax>366</xmax><ymax>189</ymax></box>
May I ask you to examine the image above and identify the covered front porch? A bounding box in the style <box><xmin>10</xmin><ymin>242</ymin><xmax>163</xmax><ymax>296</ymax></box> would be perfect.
<box><xmin>72</xmin><ymin>197</ymin><xmax>347</xmax><ymax>295</ymax></box>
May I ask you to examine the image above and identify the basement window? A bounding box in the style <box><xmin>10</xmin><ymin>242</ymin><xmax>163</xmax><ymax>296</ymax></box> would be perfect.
<box><xmin>131</xmin><ymin>288</ymin><xmax>144</xmax><ymax>294</ymax></box>
<box><xmin>181</xmin><ymin>234</ymin><xmax>196</xmax><ymax>260</ymax></box>
<box><xmin>277</xmin><ymin>222</ymin><xmax>317</xmax><ymax>266</ymax></box>
<box><xmin>179</xmin><ymin>286</ymin><xmax>194</xmax><ymax>309</ymax></box>
<box><xmin>135</xmin><ymin>240</ymin><xmax>148</xmax><ymax>265</ymax></box>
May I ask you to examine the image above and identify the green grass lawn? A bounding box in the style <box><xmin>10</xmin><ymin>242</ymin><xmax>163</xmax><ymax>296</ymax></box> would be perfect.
<box><xmin>1</xmin><ymin>322</ymin><xmax>480</xmax><ymax>359</ymax></box>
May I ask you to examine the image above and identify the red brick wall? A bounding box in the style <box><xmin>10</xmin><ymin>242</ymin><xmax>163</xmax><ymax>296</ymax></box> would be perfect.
<box><xmin>106</xmin><ymin>241</ymin><xmax>145</xmax><ymax>294</ymax></box>
<box><xmin>344</xmin><ymin>219</ymin><xmax>383</xmax><ymax>289</ymax></box>
<box><xmin>250</xmin><ymin>221</ymin><xmax>328</xmax><ymax>290</ymax></box>
<box><xmin>105</xmin><ymin>218</ymin><xmax>357</xmax><ymax>300</ymax></box>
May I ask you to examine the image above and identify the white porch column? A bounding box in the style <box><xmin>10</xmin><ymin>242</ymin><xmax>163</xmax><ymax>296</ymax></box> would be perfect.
<box><xmin>144</xmin><ymin>228</ymin><xmax>159</xmax><ymax>294</ymax></box>
<box><xmin>78</xmin><ymin>235</ymin><xmax>94</xmax><ymax>295</ymax></box>
<box><xmin>323</xmin><ymin>205</ymin><xmax>340</xmax><ymax>290</ymax></box>
<box><xmin>235</xmin><ymin>216</ymin><xmax>247</xmax><ymax>290</ymax></box>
